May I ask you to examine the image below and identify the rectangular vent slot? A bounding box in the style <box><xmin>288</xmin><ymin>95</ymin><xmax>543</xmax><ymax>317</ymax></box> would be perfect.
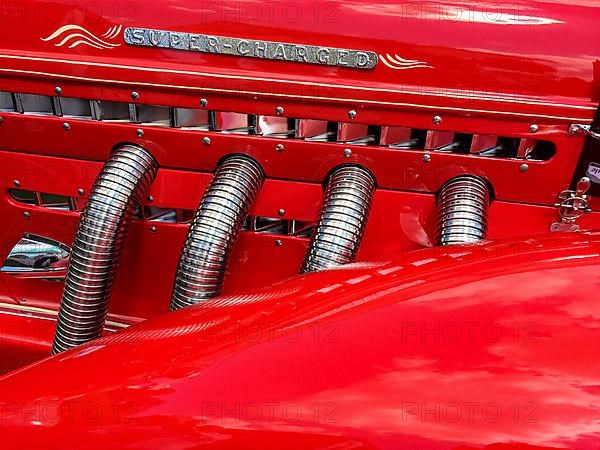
<box><xmin>39</xmin><ymin>193</ymin><xmax>72</xmax><ymax>211</ymax></box>
<box><xmin>337</xmin><ymin>122</ymin><xmax>370</xmax><ymax>143</ymax></box>
<box><xmin>131</xmin><ymin>105</ymin><xmax>171</xmax><ymax>126</ymax></box>
<box><xmin>15</xmin><ymin>94</ymin><xmax>54</xmax><ymax>115</ymax></box>
<box><xmin>303</xmin><ymin>121</ymin><xmax>338</xmax><ymax>142</ymax></box>
<box><xmin>0</xmin><ymin>92</ymin><xmax>15</xmax><ymax>111</ymax></box>
<box><xmin>210</xmin><ymin>112</ymin><xmax>256</xmax><ymax>134</ymax></box>
<box><xmin>256</xmin><ymin>116</ymin><xmax>295</xmax><ymax>137</ymax></box>
<box><xmin>9</xmin><ymin>189</ymin><xmax>38</xmax><ymax>205</ymax></box>
<box><xmin>92</xmin><ymin>101</ymin><xmax>130</xmax><ymax>121</ymax></box>
<box><xmin>57</xmin><ymin>98</ymin><xmax>93</xmax><ymax>119</ymax></box>
<box><xmin>244</xmin><ymin>216</ymin><xmax>314</xmax><ymax>237</ymax></box>
<box><xmin>172</xmin><ymin>108</ymin><xmax>210</xmax><ymax>129</ymax></box>
<box><xmin>141</xmin><ymin>207</ymin><xmax>194</xmax><ymax>224</ymax></box>
<box><xmin>9</xmin><ymin>189</ymin><xmax>79</xmax><ymax>211</ymax></box>
<box><xmin>295</xmin><ymin>119</ymin><xmax>329</xmax><ymax>139</ymax></box>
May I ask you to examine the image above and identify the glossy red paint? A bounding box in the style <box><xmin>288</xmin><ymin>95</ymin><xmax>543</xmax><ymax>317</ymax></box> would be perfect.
<box><xmin>0</xmin><ymin>234</ymin><xmax>599</xmax><ymax>448</ymax></box>
<box><xmin>0</xmin><ymin>1</ymin><xmax>599</xmax><ymax>446</ymax></box>
<box><xmin>0</xmin><ymin>0</ymin><xmax>597</xmax><ymax>120</ymax></box>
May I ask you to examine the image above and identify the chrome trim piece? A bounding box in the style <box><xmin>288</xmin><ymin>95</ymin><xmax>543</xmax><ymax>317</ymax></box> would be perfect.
<box><xmin>569</xmin><ymin>124</ymin><xmax>600</xmax><ymax>140</ymax></box>
<box><xmin>125</xmin><ymin>27</ymin><xmax>378</xmax><ymax>70</ymax></box>
<box><xmin>0</xmin><ymin>302</ymin><xmax>129</xmax><ymax>330</ymax></box>
<box><xmin>437</xmin><ymin>175</ymin><xmax>490</xmax><ymax>245</ymax></box>
<box><xmin>550</xmin><ymin>177</ymin><xmax>592</xmax><ymax>232</ymax></box>
<box><xmin>170</xmin><ymin>155</ymin><xmax>264</xmax><ymax>310</ymax></box>
<box><xmin>302</xmin><ymin>165</ymin><xmax>375</xmax><ymax>272</ymax></box>
<box><xmin>1</xmin><ymin>234</ymin><xmax>70</xmax><ymax>276</ymax></box>
<box><xmin>52</xmin><ymin>144</ymin><xmax>158</xmax><ymax>354</ymax></box>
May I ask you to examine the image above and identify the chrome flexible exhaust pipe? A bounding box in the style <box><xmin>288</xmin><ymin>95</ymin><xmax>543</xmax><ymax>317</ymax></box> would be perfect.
<box><xmin>302</xmin><ymin>165</ymin><xmax>375</xmax><ymax>273</ymax></box>
<box><xmin>170</xmin><ymin>155</ymin><xmax>264</xmax><ymax>310</ymax></box>
<box><xmin>437</xmin><ymin>175</ymin><xmax>490</xmax><ymax>245</ymax></box>
<box><xmin>52</xmin><ymin>144</ymin><xmax>157</xmax><ymax>354</ymax></box>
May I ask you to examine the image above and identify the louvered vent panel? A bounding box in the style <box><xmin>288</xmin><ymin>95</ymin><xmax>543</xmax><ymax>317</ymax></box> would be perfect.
<box><xmin>0</xmin><ymin>91</ymin><xmax>557</xmax><ymax>161</ymax></box>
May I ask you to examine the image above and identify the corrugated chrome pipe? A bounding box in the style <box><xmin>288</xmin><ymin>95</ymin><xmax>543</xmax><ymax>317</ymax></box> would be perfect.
<box><xmin>52</xmin><ymin>144</ymin><xmax>157</xmax><ymax>354</ymax></box>
<box><xmin>170</xmin><ymin>155</ymin><xmax>264</xmax><ymax>310</ymax></box>
<box><xmin>302</xmin><ymin>165</ymin><xmax>375</xmax><ymax>273</ymax></box>
<box><xmin>437</xmin><ymin>175</ymin><xmax>490</xmax><ymax>245</ymax></box>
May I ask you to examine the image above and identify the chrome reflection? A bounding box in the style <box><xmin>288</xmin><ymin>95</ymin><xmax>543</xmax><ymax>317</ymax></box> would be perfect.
<box><xmin>1</xmin><ymin>234</ymin><xmax>69</xmax><ymax>275</ymax></box>
<box><xmin>302</xmin><ymin>165</ymin><xmax>375</xmax><ymax>273</ymax></box>
<box><xmin>170</xmin><ymin>155</ymin><xmax>264</xmax><ymax>310</ymax></box>
<box><xmin>52</xmin><ymin>144</ymin><xmax>158</xmax><ymax>354</ymax></box>
<box><xmin>437</xmin><ymin>175</ymin><xmax>490</xmax><ymax>245</ymax></box>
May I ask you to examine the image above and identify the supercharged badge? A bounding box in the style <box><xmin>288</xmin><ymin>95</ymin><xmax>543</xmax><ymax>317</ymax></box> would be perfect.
<box><xmin>124</xmin><ymin>27</ymin><xmax>378</xmax><ymax>69</ymax></box>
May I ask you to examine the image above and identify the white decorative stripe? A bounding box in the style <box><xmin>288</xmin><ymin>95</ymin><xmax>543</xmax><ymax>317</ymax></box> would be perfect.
<box><xmin>0</xmin><ymin>54</ymin><xmax>594</xmax><ymax>120</ymax></box>
<box><xmin>380</xmin><ymin>53</ymin><xmax>433</xmax><ymax>70</ymax></box>
<box><xmin>41</xmin><ymin>24</ymin><xmax>121</xmax><ymax>50</ymax></box>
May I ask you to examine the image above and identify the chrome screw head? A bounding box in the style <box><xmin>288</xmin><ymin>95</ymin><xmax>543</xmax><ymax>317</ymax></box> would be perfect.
<box><xmin>275</xmin><ymin>143</ymin><xmax>285</xmax><ymax>152</ymax></box>
<box><xmin>77</xmin><ymin>188</ymin><xmax>84</xmax><ymax>196</ymax></box>
<box><xmin>131</xmin><ymin>91</ymin><xmax>140</xmax><ymax>100</ymax></box>
<box><xmin>202</xmin><ymin>137</ymin><xmax>211</xmax><ymax>145</ymax></box>
<box><xmin>274</xmin><ymin>239</ymin><xmax>283</xmax><ymax>247</ymax></box>
<box><xmin>432</xmin><ymin>115</ymin><xmax>442</xmax><ymax>125</ymax></box>
<box><xmin>278</xmin><ymin>209</ymin><xmax>285</xmax><ymax>216</ymax></box>
<box><xmin>23</xmin><ymin>211</ymin><xmax>30</xmax><ymax>219</ymax></box>
<box><xmin>275</xmin><ymin>106</ymin><xmax>284</xmax><ymax>116</ymax></box>
<box><xmin>529</xmin><ymin>124</ymin><xmax>539</xmax><ymax>133</ymax></box>
<box><xmin>422</xmin><ymin>153</ymin><xmax>431</xmax><ymax>163</ymax></box>
<box><xmin>54</xmin><ymin>86</ymin><xmax>62</xmax><ymax>95</ymax></box>
<box><xmin>343</xmin><ymin>148</ymin><xmax>352</xmax><ymax>158</ymax></box>
<box><xmin>13</xmin><ymin>180</ymin><xmax>20</xmax><ymax>187</ymax></box>
<box><xmin>62</xmin><ymin>122</ymin><xmax>71</xmax><ymax>131</ymax></box>
<box><xmin>136</xmin><ymin>128</ymin><xmax>144</xmax><ymax>138</ymax></box>
<box><xmin>200</xmin><ymin>98</ymin><xmax>208</xmax><ymax>107</ymax></box>
<box><xmin>348</xmin><ymin>110</ymin><xmax>357</xmax><ymax>120</ymax></box>
<box><xmin>149</xmin><ymin>226</ymin><xmax>157</xmax><ymax>233</ymax></box>
<box><xmin>147</xmin><ymin>195</ymin><xmax>154</xmax><ymax>202</ymax></box>
<box><xmin>520</xmin><ymin>163</ymin><xmax>529</xmax><ymax>172</ymax></box>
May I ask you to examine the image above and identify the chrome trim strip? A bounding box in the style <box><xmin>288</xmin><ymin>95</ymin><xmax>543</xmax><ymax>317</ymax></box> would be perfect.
<box><xmin>0</xmin><ymin>53</ymin><xmax>594</xmax><ymax>116</ymax></box>
<box><xmin>1</xmin><ymin>234</ymin><xmax>70</xmax><ymax>276</ymax></box>
<box><xmin>0</xmin><ymin>302</ymin><xmax>129</xmax><ymax>329</ymax></box>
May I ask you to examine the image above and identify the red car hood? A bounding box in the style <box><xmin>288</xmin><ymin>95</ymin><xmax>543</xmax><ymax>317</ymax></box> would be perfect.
<box><xmin>0</xmin><ymin>0</ymin><xmax>598</xmax><ymax>122</ymax></box>
<box><xmin>0</xmin><ymin>233</ymin><xmax>599</xmax><ymax>449</ymax></box>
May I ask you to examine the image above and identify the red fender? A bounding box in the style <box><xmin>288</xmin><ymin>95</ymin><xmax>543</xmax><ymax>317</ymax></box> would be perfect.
<box><xmin>0</xmin><ymin>233</ymin><xmax>599</xmax><ymax>449</ymax></box>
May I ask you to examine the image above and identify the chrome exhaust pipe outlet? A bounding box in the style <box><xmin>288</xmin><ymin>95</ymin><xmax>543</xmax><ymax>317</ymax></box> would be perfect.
<box><xmin>437</xmin><ymin>175</ymin><xmax>490</xmax><ymax>245</ymax></box>
<box><xmin>170</xmin><ymin>155</ymin><xmax>264</xmax><ymax>310</ymax></box>
<box><xmin>52</xmin><ymin>144</ymin><xmax>158</xmax><ymax>354</ymax></box>
<box><xmin>302</xmin><ymin>165</ymin><xmax>375</xmax><ymax>273</ymax></box>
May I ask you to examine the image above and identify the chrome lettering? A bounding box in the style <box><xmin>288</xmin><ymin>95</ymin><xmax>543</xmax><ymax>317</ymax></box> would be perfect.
<box><xmin>356</xmin><ymin>52</ymin><xmax>369</xmax><ymax>67</ymax></box>
<box><xmin>124</xmin><ymin>28</ymin><xmax>378</xmax><ymax>70</ymax></box>
<box><xmin>273</xmin><ymin>43</ymin><xmax>286</xmax><ymax>59</ymax></box>
<box><xmin>296</xmin><ymin>46</ymin><xmax>308</xmax><ymax>62</ymax></box>
<box><xmin>317</xmin><ymin>48</ymin><xmax>330</xmax><ymax>64</ymax></box>
<box><xmin>254</xmin><ymin>41</ymin><xmax>267</xmax><ymax>57</ymax></box>
<box><xmin>237</xmin><ymin>40</ymin><xmax>250</xmax><ymax>55</ymax></box>
<box><xmin>207</xmin><ymin>36</ymin><xmax>219</xmax><ymax>52</ymax></box>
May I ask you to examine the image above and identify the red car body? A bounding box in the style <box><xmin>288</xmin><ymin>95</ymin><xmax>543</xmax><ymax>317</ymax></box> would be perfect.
<box><xmin>0</xmin><ymin>0</ymin><xmax>598</xmax><ymax>448</ymax></box>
